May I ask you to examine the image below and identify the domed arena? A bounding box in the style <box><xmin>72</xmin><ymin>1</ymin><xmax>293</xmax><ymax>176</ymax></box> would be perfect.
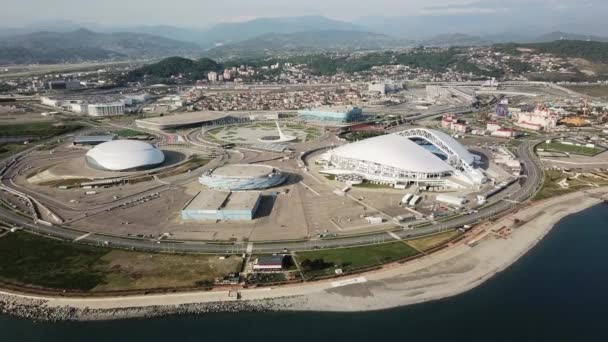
<box><xmin>321</xmin><ymin>128</ymin><xmax>486</xmax><ymax>188</ymax></box>
<box><xmin>85</xmin><ymin>140</ymin><xmax>165</xmax><ymax>172</ymax></box>
<box><xmin>199</xmin><ymin>164</ymin><xmax>287</xmax><ymax>191</ymax></box>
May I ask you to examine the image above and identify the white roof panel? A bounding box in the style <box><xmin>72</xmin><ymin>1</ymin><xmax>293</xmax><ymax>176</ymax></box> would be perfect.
<box><xmin>427</xmin><ymin>129</ymin><xmax>475</xmax><ymax>165</ymax></box>
<box><xmin>331</xmin><ymin>134</ymin><xmax>454</xmax><ymax>174</ymax></box>
<box><xmin>85</xmin><ymin>140</ymin><xmax>165</xmax><ymax>171</ymax></box>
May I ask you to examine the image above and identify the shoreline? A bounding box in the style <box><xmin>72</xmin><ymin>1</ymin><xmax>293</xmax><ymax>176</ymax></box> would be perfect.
<box><xmin>1</xmin><ymin>188</ymin><xmax>607</xmax><ymax>321</ymax></box>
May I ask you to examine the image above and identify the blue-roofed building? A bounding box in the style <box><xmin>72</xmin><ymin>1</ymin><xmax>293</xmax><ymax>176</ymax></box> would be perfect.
<box><xmin>181</xmin><ymin>191</ymin><xmax>262</xmax><ymax>221</ymax></box>
<box><xmin>297</xmin><ymin>106</ymin><xmax>364</xmax><ymax>123</ymax></box>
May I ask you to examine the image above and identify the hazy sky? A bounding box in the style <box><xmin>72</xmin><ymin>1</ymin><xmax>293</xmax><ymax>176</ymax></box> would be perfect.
<box><xmin>1</xmin><ymin>0</ymin><xmax>605</xmax><ymax>28</ymax></box>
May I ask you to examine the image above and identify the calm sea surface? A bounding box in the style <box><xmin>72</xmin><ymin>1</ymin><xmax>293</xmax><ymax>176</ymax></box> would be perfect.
<box><xmin>2</xmin><ymin>204</ymin><xmax>608</xmax><ymax>342</ymax></box>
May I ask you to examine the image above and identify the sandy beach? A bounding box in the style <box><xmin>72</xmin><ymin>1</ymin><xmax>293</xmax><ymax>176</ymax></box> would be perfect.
<box><xmin>1</xmin><ymin>187</ymin><xmax>607</xmax><ymax>320</ymax></box>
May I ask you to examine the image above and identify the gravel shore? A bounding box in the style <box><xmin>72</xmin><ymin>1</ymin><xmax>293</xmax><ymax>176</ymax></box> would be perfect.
<box><xmin>1</xmin><ymin>188</ymin><xmax>606</xmax><ymax>321</ymax></box>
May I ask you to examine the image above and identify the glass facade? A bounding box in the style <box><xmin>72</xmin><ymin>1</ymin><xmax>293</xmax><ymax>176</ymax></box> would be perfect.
<box><xmin>297</xmin><ymin>107</ymin><xmax>364</xmax><ymax>123</ymax></box>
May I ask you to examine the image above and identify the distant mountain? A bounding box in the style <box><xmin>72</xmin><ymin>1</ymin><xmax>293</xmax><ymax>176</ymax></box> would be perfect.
<box><xmin>420</xmin><ymin>33</ymin><xmax>491</xmax><ymax>47</ymax></box>
<box><xmin>204</xmin><ymin>30</ymin><xmax>404</xmax><ymax>58</ymax></box>
<box><xmin>533</xmin><ymin>31</ymin><xmax>608</xmax><ymax>43</ymax></box>
<box><xmin>116</xmin><ymin>25</ymin><xmax>208</xmax><ymax>45</ymax></box>
<box><xmin>0</xmin><ymin>29</ymin><xmax>202</xmax><ymax>64</ymax></box>
<box><xmin>198</xmin><ymin>16</ymin><xmax>365</xmax><ymax>48</ymax></box>
<box><xmin>0</xmin><ymin>16</ymin><xmax>364</xmax><ymax>48</ymax></box>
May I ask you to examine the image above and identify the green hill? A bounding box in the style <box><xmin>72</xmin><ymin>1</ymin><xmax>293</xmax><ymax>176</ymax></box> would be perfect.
<box><xmin>124</xmin><ymin>57</ymin><xmax>222</xmax><ymax>83</ymax></box>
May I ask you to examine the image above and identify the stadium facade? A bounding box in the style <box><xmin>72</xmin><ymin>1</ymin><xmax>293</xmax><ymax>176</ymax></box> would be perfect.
<box><xmin>85</xmin><ymin>140</ymin><xmax>165</xmax><ymax>172</ymax></box>
<box><xmin>297</xmin><ymin>106</ymin><xmax>363</xmax><ymax>123</ymax></box>
<box><xmin>321</xmin><ymin>128</ymin><xmax>485</xmax><ymax>189</ymax></box>
<box><xmin>199</xmin><ymin>164</ymin><xmax>287</xmax><ymax>191</ymax></box>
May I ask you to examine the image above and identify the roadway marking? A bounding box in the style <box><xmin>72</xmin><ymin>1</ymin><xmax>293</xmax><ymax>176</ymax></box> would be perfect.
<box><xmin>299</xmin><ymin>182</ymin><xmax>320</xmax><ymax>196</ymax></box>
<box><xmin>540</xmin><ymin>158</ymin><xmax>608</xmax><ymax>166</ymax></box>
<box><xmin>502</xmin><ymin>199</ymin><xmax>521</xmax><ymax>204</ymax></box>
<box><xmin>331</xmin><ymin>277</ymin><xmax>367</xmax><ymax>288</ymax></box>
<box><xmin>73</xmin><ymin>232</ymin><xmax>93</xmax><ymax>242</ymax></box>
<box><xmin>387</xmin><ymin>231</ymin><xmax>402</xmax><ymax>241</ymax></box>
<box><xmin>388</xmin><ymin>231</ymin><xmax>427</xmax><ymax>255</ymax></box>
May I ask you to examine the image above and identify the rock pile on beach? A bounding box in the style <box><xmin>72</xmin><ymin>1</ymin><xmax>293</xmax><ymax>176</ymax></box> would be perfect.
<box><xmin>0</xmin><ymin>293</ymin><xmax>76</xmax><ymax>321</ymax></box>
<box><xmin>0</xmin><ymin>292</ymin><xmax>299</xmax><ymax>321</ymax></box>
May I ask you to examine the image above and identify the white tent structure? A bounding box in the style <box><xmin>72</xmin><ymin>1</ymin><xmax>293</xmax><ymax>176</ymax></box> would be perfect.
<box><xmin>85</xmin><ymin>140</ymin><xmax>165</xmax><ymax>171</ymax></box>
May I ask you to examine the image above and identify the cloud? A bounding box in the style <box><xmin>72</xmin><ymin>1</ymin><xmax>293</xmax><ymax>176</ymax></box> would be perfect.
<box><xmin>423</xmin><ymin>0</ymin><xmax>598</xmax><ymax>13</ymax></box>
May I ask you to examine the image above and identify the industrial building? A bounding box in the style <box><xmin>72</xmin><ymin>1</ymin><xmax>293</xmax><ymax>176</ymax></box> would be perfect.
<box><xmin>73</xmin><ymin>135</ymin><xmax>116</xmax><ymax>146</ymax></box>
<box><xmin>321</xmin><ymin>128</ymin><xmax>485</xmax><ymax>188</ymax></box>
<box><xmin>297</xmin><ymin>106</ymin><xmax>364</xmax><ymax>123</ymax></box>
<box><xmin>47</xmin><ymin>80</ymin><xmax>81</xmax><ymax>90</ymax></box>
<box><xmin>368</xmin><ymin>81</ymin><xmax>405</xmax><ymax>95</ymax></box>
<box><xmin>199</xmin><ymin>164</ymin><xmax>287</xmax><ymax>191</ymax></box>
<box><xmin>181</xmin><ymin>191</ymin><xmax>262</xmax><ymax>221</ymax></box>
<box><xmin>39</xmin><ymin>94</ymin><xmax>139</xmax><ymax>117</ymax></box>
<box><xmin>87</xmin><ymin>102</ymin><xmax>125</xmax><ymax>117</ymax></box>
<box><xmin>85</xmin><ymin>140</ymin><xmax>165</xmax><ymax>171</ymax></box>
<box><xmin>135</xmin><ymin>111</ymin><xmax>231</xmax><ymax>131</ymax></box>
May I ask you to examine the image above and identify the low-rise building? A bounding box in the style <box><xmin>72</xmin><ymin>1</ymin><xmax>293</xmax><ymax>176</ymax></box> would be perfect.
<box><xmin>442</xmin><ymin>114</ymin><xmax>470</xmax><ymax>133</ymax></box>
<box><xmin>491</xmin><ymin>128</ymin><xmax>517</xmax><ymax>138</ymax></box>
<box><xmin>47</xmin><ymin>80</ymin><xmax>81</xmax><ymax>90</ymax></box>
<box><xmin>253</xmin><ymin>255</ymin><xmax>286</xmax><ymax>271</ymax></box>
<box><xmin>513</xmin><ymin>105</ymin><xmax>559</xmax><ymax>131</ymax></box>
<box><xmin>87</xmin><ymin>102</ymin><xmax>125</xmax><ymax>117</ymax></box>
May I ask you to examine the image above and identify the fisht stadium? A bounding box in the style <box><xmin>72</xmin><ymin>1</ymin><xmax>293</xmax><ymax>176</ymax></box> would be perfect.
<box><xmin>85</xmin><ymin>140</ymin><xmax>165</xmax><ymax>172</ymax></box>
<box><xmin>199</xmin><ymin>164</ymin><xmax>288</xmax><ymax>191</ymax></box>
<box><xmin>321</xmin><ymin>128</ymin><xmax>486</xmax><ymax>188</ymax></box>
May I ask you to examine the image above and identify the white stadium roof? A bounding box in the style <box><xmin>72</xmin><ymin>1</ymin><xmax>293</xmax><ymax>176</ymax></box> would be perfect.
<box><xmin>331</xmin><ymin>134</ymin><xmax>456</xmax><ymax>174</ymax></box>
<box><xmin>85</xmin><ymin>140</ymin><xmax>165</xmax><ymax>171</ymax></box>
<box><xmin>427</xmin><ymin>129</ymin><xmax>475</xmax><ymax>165</ymax></box>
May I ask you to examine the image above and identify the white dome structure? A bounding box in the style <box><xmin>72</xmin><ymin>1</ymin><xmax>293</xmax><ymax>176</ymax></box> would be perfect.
<box><xmin>323</xmin><ymin>129</ymin><xmax>485</xmax><ymax>188</ymax></box>
<box><xmin>85</xmin><ymin>140</ymin><xmax>165</xmax><ymax>171</ymax></box>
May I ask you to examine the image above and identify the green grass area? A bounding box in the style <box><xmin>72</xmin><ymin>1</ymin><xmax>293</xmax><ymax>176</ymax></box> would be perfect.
<box><xmin>157</xmin><ymin>156</ymin><xmax>210</xmax><ymax>179</ymax></box>
<box><xmin>114</xmin><ymin>128</ymin><xmax>150</xmax><ymax>138</ymax></box>
<box><xmin>564</xmin><ymin>84</ymin><xmax>608</xmax><ymax>98</ymax></box>
<box><xmin>0</xmin><ymin>143</ymin><xmax>26</xmax><ymax>159</ymax></box>
<box><xmin>343</xmin><ymin>131</ymin><xmax>386</xmax><ymax>142</ymax></box>
<box><xmin>246</xmin><ymin>273</ymin><xmax>287</xmax><ymax>285</ymax></box>
<box><xmin>0</xmin><ymin>231</ymin><xmax>243</xmax><ymax>292</ymax></box>
<box><xmin>296</xmin><ymin>242</ymin><xmax>419</xmax><ymax>279</ymax></box>
<box><xmin>505</xmin><ymin>139</ymin><xmax>524</xmax><ymax>148</ymax></box>
<box><xmin>405</xmin><ymin>231</ymin><xmax>460</xmax><ymax>251</ymax></box>
<box><xmin>93</xmin><ymin>250</ymin><xmax>242</xmax><ymax>292</ymax></box>
<box><xmin>534</xmin><ymin>170</ymin><xmax>608</xmax><ymax>201</ymax></box>
<box><xmin>0</xmin><ymin>122</ymin><xmax>83</xmax><ymax>138</ymax></box>
<box><xmin>537</xmin><ymin>142</ymin><xmax>604</xmax><ymax>156</ymax></box>
<box><xmin>0</xmin><ymin>232</ymin><xmax>109</xmax><ymax>290</ymax></box>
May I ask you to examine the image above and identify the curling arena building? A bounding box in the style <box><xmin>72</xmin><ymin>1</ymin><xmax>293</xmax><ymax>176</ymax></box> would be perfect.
<box><xmin>199</xmin><ymin>164</ymin><xmax>287</xmax><ymax>191</ymax></box>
